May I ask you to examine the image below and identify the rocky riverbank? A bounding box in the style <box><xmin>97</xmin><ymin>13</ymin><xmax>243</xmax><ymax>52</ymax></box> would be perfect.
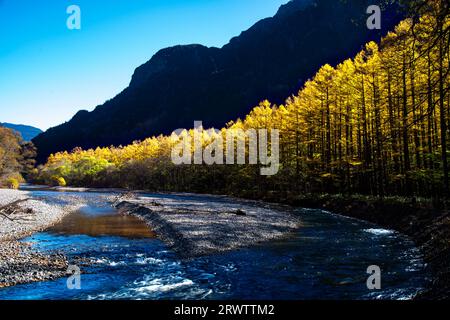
<box><xmin>116</xmin><ymin>194</ymin><xmax>301</xmax><ymax>258</ymax></box>
<box><xmin>0</xmin><ymin>189</ymin><xmax>79</xmax><ymax>288</ymax></box>
<box><xmin>0</xmin><ymin>241</ymin><xmax>68</xmax><ymax>288</ymax></box>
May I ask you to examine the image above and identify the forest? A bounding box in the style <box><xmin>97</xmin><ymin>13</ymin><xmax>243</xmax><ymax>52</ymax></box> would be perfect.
<box><xmin>0</xmin><ymin>127</ymin><xmax>35</xmax><ymax>189</ymax></box>
<box><xmin>36</xmin><ymin>3</ymin><xmax>450</xmax><ymax>199</ymax></box>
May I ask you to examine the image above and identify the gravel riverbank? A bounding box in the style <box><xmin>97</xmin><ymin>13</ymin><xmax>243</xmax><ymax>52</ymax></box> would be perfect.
<box><xmin>116</xmin><ymin>194</ymin><xmax>302</xmax><ymax>258</ymax></box>
<box><xmin>0</xmin><ymin>189</ymin><xmax>80</xmax><ymax>288</ymax></box>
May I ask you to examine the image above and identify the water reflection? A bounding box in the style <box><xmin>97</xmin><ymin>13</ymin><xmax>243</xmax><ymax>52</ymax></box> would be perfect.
<box><xmin>48</xmin><ymin>207</ymin><xmax>155</xmax><ymax>239</ymax></box>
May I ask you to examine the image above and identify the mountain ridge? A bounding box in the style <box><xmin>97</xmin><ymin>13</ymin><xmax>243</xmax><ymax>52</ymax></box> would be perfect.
<box><xmin>0</xmin><ymin>122</ymin><xmax>42</xmax><ymax>141</ymax></box>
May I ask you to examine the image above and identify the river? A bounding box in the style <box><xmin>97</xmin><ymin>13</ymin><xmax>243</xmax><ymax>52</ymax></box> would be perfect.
<box><xmin>0</xmin><ymin>189</ymin><xmax>429</xmax><ymax>300</ymax></box>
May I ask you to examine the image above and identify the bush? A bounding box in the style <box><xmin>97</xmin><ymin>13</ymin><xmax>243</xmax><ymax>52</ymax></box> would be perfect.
<box><xmin>5</xmin><ymin>177</ymin><xmax>19</xmax><ymax>189</ymax></box>
<box><xmin>50</xmin><ymin>176</ymin><xmax>67</xmax><ymax>187</ymax></box>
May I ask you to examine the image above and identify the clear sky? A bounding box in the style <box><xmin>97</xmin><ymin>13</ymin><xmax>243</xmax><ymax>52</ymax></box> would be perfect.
<box><xmin>0</xmin><ymin>0</ymin><xmax>288</xmax><ymax>130</ymax></box>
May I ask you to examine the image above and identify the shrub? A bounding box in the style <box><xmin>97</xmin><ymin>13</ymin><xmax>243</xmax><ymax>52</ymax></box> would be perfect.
<box><xmin>5</xmin><ymin>177</ymin><xmax>19</xmax><ymax>189</ymax></box>
<box><xmin>50</xmin><ymin>176</ymin><xmax>67</xmax><ymax>187</ymax></box>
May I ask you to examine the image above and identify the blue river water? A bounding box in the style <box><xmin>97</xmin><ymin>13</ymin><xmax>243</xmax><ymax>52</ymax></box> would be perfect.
<box><xmin>0</xmin><ymin>190</ymin><xmax>430</xmax><ymax>300</ymax></box>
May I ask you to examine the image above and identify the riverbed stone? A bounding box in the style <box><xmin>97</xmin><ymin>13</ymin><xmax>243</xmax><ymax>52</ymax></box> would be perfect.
<box><xmin>116</xmin><ymin>195</ymin><xmax>302</xmax><ymax>258</ymax></box>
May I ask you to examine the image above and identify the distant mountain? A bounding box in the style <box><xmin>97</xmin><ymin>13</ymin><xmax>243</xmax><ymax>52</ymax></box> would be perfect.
<box><xmin>33</xmin><ymin>0</ymin><xmax>404</xmax><ymax>162</ymax></box>
<box><xmin>0</xmin><ymin>122</ymin><xmax>42</xmax><ymax>141</ymax></box>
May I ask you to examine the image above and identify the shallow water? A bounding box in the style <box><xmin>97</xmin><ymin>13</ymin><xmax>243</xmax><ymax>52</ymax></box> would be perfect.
<box><xmin>47</xmin><ymin>208</ymin><xmax>156</xmax><ymax>239</ymax></box>
<box><xmin>0</xmin><ymin>190</ymin><xmax>430</xmax><ymax>300</ymax></box>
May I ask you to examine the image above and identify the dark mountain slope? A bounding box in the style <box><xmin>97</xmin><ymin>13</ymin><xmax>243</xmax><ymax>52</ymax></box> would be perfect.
<box><xmin>0</xmin><ymin>123</ymin><xmax>42</xmax><ymax>141</ymax></box>
<box><xmin>34</xmin><ymin>0</ymin><xmax>404</xmax><ymax>162</ymax></box>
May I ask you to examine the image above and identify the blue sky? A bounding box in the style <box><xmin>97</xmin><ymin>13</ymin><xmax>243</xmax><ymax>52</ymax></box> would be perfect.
<box><xmin>0</xmin><ymin>0</ymin><xmax>287</xmax><ymax>130</ymax></box>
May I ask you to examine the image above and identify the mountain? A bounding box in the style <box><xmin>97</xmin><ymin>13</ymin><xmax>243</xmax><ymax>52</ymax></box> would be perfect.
<box><xmin>33</xmin><ymin>0</ymin><xmax>404</xmax><ymax>162</ymax></box>
<box><xmin>0</xmin><ymin>122</ymin><xmax>42</xmax><ymax>141</ymax></box>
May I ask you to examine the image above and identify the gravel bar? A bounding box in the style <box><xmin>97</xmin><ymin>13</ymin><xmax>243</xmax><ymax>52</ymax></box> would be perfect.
<box><xmin>116</xmin><ymin>195</ymin><xmax>301</xmax><ymax>258</ymax></box>
<box><xmin>0</xmin><ymin>189</ymin><xmax>81</xmax><ymax>288</ymax></box>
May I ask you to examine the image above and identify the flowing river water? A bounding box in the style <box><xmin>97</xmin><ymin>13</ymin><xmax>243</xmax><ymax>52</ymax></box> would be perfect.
<box><xmin>0</xmin><ymin>189</ymin><xmax>430</xmax><ymax>300</ymax></box>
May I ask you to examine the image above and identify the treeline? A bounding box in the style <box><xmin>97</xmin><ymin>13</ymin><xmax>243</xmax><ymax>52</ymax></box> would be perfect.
<box><xmin>37</xmin><ymin>9</ymin><xmax>450</xmax><ymax>198</ymax></box>
<box><xmin>0</xmin><ymin>127</ymin><xmax>36</xmax><ymax>189</ymax></box>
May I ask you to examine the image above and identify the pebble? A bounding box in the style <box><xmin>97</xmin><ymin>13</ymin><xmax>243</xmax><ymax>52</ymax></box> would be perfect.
<box><xmin>0</xmin><ymin>189</ymin><xmax>81</xmax><ymax>288</ymax></box>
